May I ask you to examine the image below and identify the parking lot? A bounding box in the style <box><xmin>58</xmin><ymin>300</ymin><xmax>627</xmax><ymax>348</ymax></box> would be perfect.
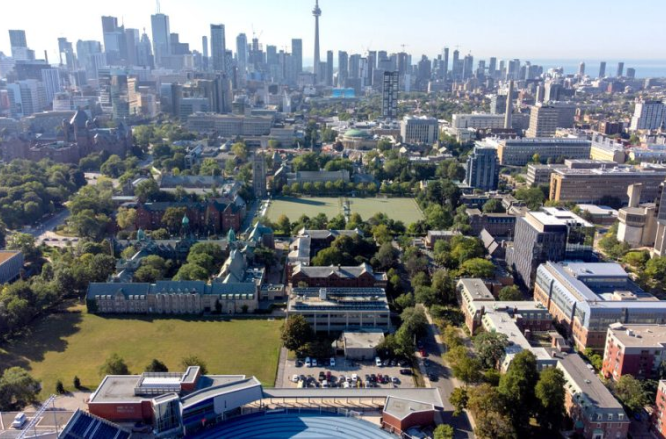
<box><xmin>282</xmin><ymin>356</ymin><xmax>416</xmax><ymax>389</ymax></box>
<box><xmin>0</xmin><ymin>411</ymin><xmax>75</xmax><ymax>438</ymax></box>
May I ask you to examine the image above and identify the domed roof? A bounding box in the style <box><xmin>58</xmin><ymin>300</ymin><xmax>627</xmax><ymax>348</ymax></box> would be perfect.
<box><xmin>182</xmin><ymin>215</ymin><xmax>190</xmax><ymax>225</ymax></box>
<box><xmin>344</xmin><ymin>129</ymin><xmax>371</xmax><ymax>138</ymax></box>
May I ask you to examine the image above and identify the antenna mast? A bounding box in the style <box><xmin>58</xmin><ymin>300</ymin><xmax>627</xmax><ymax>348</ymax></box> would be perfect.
<box><xmin>156</xmin><ymin>0</ymin><xmax>161</xmax><ymax>13</ymax></box>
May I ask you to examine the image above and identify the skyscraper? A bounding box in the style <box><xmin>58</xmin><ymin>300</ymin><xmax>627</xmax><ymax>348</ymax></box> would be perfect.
<box><xmin>442</xmin><ymin>47</ymin><xmax>449</xmax><ymax>80</ymax></box>
<box><xmin>338</xmin><ymin>51</ymin><xmax>348</xmax><ymax>87</ymax></box>
<box><xmin>382</xmin><ymin>71</ymin><xmax>399</xmax><ymax>120</ymax></box>
<box><xmin>616</xmin><ymin>62</ymin><xmax>624</xmax><ymax>77</ymax></box>
<box><xmin>578</xmin><ymin>62</ymin><xmax>585</xmax><ymax>77</ymax></box>
<box><xmin>101</xmin><ymin>16</ymin><xmax>126</xmax><ymax>65</ymax></box>
<box><xmin>526</xmin><ymin>104</ymin><xmax>559</xmax><ymax>138</ymax></box>
<box><xmin>137</xmin><ymin>31</ymin><xmax>154</xmax><ymax>69</ymax></box>
<box><xmin>151</xmin><ymin>13</ymin><xmax>170</xmax><ymax>67</ymax></box>
<box><xmin>326</xmin><ymin>50</ymin><xmax>334</xmax><ymax>86</ymax></box>
<box><xmin>504</xmin><ymin>80</ymin><xmax>514</xmax><ymax>129</ymax></box>
<box><xmin>125</xmin><ymin>29</ymin><xmax>139</xmax><ymax>66</ymax></box>
<box><xmin>9</xmin><ymin>30</ymin><xmax>33</xmax><ymax>60</ymax></box>
<box><xmin>210</xmin><ymin>24</ymin><xmax>226</xmax><ymax>72</ymax></box>
<box><xmin>599</xmin><ymin>61</ymin><xmax>606</xmax><ymax>78</ymax></box>
<box><xmin>626</xmin><ymin>68</ymin><xmax>636</xmax><ymax>79</ymax></box>
<box><xmin>291</xmin><ymin>39</ymin><xmax>303</xmax><ymax>76</ymax></box>
<box><xmin>236</xmin><ymin>33</ymin><xmax>247</xmax><ymax>76</ymax></box>
<box><xmin>202</xmin><ymin>36</ymin><xmax>209</xmax><ymax>71</ymax></box>
<box><xmin>312</xmin><ymin>0</ymin><xmax>321</xmax><ymax>83</ymax></box>
<box><xmin>465</xmin><ymin>145</ymin><xmax>499</xmax><ymax>191</ymax></box>
<box><xmin>57</xmin><ymin>37</ymin><xmax>75</xmax><ymax>69</ymax></box>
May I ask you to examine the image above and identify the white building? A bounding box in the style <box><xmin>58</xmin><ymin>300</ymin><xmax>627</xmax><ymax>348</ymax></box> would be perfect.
<box><xmin>630</xmin><ymin>100</ymin><xmax>665</xmax><ymax>131</ymax></box>
<box><xmin>400</xmin><ymin>116</ymin><xmax>438</xmax><ymax>145</ymax></box>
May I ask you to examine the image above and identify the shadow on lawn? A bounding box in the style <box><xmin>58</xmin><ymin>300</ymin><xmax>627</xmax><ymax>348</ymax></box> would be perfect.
<box><xmin>0</xmin><ymin>310</ymin><xmax>83</xmax><ymax>371</ymax></box>
<box><xmin>280</xmin><ymin>197</ymin><xmax>328</xmax><ymax>207</ymax></box>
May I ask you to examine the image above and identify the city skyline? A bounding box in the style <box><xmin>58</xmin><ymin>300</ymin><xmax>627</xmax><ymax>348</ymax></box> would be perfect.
<box><xmin>1</xmin><ymin>0</ymin><xmax>665</xmax><ymax>68</ymax></box>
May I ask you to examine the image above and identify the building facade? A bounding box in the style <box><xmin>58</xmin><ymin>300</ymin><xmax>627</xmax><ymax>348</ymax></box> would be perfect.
<box><xmin>400</xmin><ymin>116</ymin><xmax>438</xmax><ymax>145</ymax></box>
<box><xmin>602</xmin><ymin>323</ymin><xmax>666</xmax><ymax>381</ymax></box>
<box><xmin>465</xmin><ymin>144</ymin><xmax>499</xmax><ymax>190</ymax></box>
<box><xmin>497</xmin><ymin>138</ymin><xmax>591</xmax><ymax>166</ymax></box>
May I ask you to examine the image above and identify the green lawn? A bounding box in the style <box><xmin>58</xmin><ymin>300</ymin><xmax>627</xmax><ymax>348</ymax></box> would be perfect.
<box><xmin>0</xmin><ymin>305</ymin><xmax>283</xmax><ymax>396</ymax></box>
<box><xmin>266</xmin><ymin>196</ymin><xmax>424</xmax><ymax>225</ymax></box>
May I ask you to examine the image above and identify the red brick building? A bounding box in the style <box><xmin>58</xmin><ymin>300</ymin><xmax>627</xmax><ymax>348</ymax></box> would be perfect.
<box><xmin>382</xmin><ymin>396</ymin><xmax>436</xmax><ymax>436</ymax></box>
<box><xmin>654</xmin><ymin>380</ymin><xmax>666</xmax><ymax>438</ymax></box>
<box><xmin>133</xmin><ymin>199</ymin><xmax>244</xmax><ymax>234</ymax></box>
<box><xmin>602</xmin><ymin>323</ymin><xmax>666</xmax><ymax>381</ymax></box>
<box><xmin>290</xmin><ymin>263</ymin><xmax>387</xmax><ymax>288</ymax></box>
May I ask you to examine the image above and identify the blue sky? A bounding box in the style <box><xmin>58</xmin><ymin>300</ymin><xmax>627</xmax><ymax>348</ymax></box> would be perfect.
<box><xmin>1</xmin><ymin>0</ymin><xmax>665</xmax><ymax>65</ymax></box>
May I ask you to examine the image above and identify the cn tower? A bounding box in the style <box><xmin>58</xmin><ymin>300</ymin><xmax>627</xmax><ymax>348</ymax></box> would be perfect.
<box><xmin>313</xmin><ymin>0</ymin><xmax>321</xmax><ymax>84</ymax></box>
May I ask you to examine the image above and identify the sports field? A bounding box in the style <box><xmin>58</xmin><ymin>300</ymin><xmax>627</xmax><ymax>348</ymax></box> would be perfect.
<box><xmin>266</xmin><ymin>197</ymin><xmax>424</xmax><ymax>225</ymax></box>
<box><xmin>0</xmin><ymin>305</ymin><xmax>283</xmax><ymax>396</ymax></box>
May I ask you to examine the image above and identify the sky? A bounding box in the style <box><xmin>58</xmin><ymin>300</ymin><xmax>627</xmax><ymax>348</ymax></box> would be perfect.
<box><xmin>0</xmin><ymin>0</ymin><xmax>665</xmax><ymax>66</ymax></box>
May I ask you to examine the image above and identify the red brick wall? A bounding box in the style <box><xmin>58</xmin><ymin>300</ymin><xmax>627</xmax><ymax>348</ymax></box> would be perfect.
<box><xmin>88</xmin><ymin>401</ymin><xmax>153</xmax><ymax>422</ymax></box>
<box><xmin>382</xmin><ymin>410</ymin><xmax>435</xmax><ymax>434</ymax></box>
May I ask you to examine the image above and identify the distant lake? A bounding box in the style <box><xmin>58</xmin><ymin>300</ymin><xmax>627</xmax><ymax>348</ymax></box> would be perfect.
<box><xmin>529</xmin><ymin>59</ymin><xmax>666</xmax><ymax>78</ymax></box>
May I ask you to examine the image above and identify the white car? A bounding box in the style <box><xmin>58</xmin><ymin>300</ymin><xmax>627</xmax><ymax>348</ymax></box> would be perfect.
<box><xmin>312</xmin><ymin>359</ymin><xmax>318</xmax><ymax>367</ymax></box>
<box><xmin>305</xmin><ymin>357</ymin><xmax>312</xmax><ymax>367</ymax></box>
<box><xmin>375</xmin><ymin>357</ymin><xmax>383</xmax><ymax>367</ymax></box>
<box><xmin>322</xmin><ymin>381</ymin><xmax>330</xmax><ymax>388</ymax></box>
<box><xmin>343</xmin><ymin>381</ymin><xmax>350</xmax><ymax>389</ymax></box>
<box><xmin>12</xmin><ymin>413</ymin><xmax>26</xmax><ymax>429</ymax></box>
<box><xmin>329</xmin><ymin>357</ymin><xmax>336</xmax><ymax>367</ymax></box>
<box><xmin>291</xmin><ymin>374</ymin><xmax>299</xmax><ymax>383</ymax></box>
<box><xmin>351</xmin><ymin>373</ymin><xmax>358</xmax><ymax>382</ymax></box>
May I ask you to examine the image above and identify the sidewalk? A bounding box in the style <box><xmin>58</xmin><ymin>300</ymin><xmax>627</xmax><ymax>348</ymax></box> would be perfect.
<box><xmin>275</xmin><ymin>346</ymin><xmax>288</xmax><ymax>387</ymax></box>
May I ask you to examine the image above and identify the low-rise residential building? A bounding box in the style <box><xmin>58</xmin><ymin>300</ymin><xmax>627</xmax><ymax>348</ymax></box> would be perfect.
<box><xmin>0</xmin><ymin>250</ymin><xmax>24</xmax><ymax>284</ymax></box>
<box><xmin>424</xmin><ymin>230</ymin><xmax>461</xmax><ymax>249</ymax></box>
<box><xmin>557</xmin><ymin>353</ymin><xmax>630</xmax><ymax>439</ymax></box>
<box><xmin>466</xmin><ymin>208</ymin><xmax>516</xmax><ymax>237</ymax></box>
<box><xmin>654</xmin><ymin>380</ymin><xmax>666</xmax><ymax>438</ymax></box>
<box><xmin>87</xmin><ymin>281</ymin><xmax>258</xmax><ymax>315</ymax></box>
<box><xmin>602</xmin><ymin>323</ymin><xmax>666</xmax><ymax>381</ymax></box>
<box><xmin>132</xmin><ymin>199</ymin><xmax>245</xmax><ymax>234</ymax></box>
<box><xmin>535</xmin><ymin>261</ymin><xmax>666</xmax><ymax>351</ymax></box>
<box><xmin>288</xmin><ymin>287</ymin><xmax>391</xmax><ymax>332</ymax></box>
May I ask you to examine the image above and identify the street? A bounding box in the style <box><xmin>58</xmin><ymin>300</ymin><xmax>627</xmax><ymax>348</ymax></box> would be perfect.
<box><xmin>420</xmin><ymin>307</ymin><xmax>476</xmax><ymax>438</ymax></box>
<box><xmin>23</xmin><ymin>209</ymin><xmax>74</xmax><ymax>247</ymax></box>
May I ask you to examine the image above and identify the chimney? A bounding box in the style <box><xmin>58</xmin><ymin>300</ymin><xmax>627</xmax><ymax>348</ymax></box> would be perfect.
<box><xmin>504</xmin><ymin>80</ymin><xmax>514</xmax><ymax>129</ymax></box>
<box><xmin>627</xmin><ymin>183</ymin><xmax>642</xmax><ymax>208</ymax></box>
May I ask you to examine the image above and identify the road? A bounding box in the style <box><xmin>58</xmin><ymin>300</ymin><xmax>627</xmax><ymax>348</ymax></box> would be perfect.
<box><xmin>419</xmin><ymin>306</ymin><xmax>476</xmax><ymax>439</ymax></box>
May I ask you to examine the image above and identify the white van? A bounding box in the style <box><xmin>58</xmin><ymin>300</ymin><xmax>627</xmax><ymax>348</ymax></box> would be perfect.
<box><xmin>12</xmin><ymin>413</ymin><xmax>27</xmax><ymax>429</ymax></box>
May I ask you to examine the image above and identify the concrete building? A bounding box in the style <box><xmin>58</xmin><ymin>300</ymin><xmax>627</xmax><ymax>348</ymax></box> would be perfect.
<box><xmin>526</xmin><ymin>104</ymin><xmax>560</xmax><ymax>138</ymax></box>
<box><xmin>400</xmin><ymin>116</ymin><xmax>438</xmax><ymax>145</ymax></box>
<box><xmin>87</xmin><ymin>281</ymin><xmax>258</xmax><ymax>315</ymax></box>
<box><xmin>526</xmin><ymin>164</ymin><xmax>567</xmax><ymax>187</ymax></box>
<box><xmin>424</xmin><ymin>230</ymin><xmax>462</xmax><ymax>250</ymax></box>
<box><xmin>465</xmin><ymin>144</ymin><xmax>499</xmax><ymax>190</ymax></box>
<box><xmin>0</xmin><ymin>251</ymin><xmax>23</xmax><ymax>284</ymax></box>
<box><xmin>602</xmin><ymin>323</ymin><xmax>666</xmax><ymax>381</ymax></box>
<box><xmin>557</xmin><ymin>353</ymin><xmax>629</xmax><ymax>439</ymax></box>
<box><xmin>451</xmin><ymin>114</ymin><xmax>505</xmax><ymax>130</ymax></box>
<box><xmin>534</xmin><ymin>261</ymin><xmax>666</xmax><ymax>350</ymax></box>
<box><xmin>549</xmin><ymin>165</ymin><xmax>666</xmax><ymax>204</ymax></box>
<box><xmin>497</xmin><ymin>138</ymin><xmax>591</xmax><ymax>166</ymax></box>
<box><xmin>617</xmin><ymin>183</ymin><xmax>658</xmax><ymax>247</ymax></box>
<box><xmin>381</xmin><ymin>71</ymin><xmax>399</xmax><ymax>120</ymax></box>
<box><xmin>507</xmin><ymin>208</ymin><xmax>594</xmax><ymax>287</ymax></box>
<box><xmin>187</xmin><ymin>113</ymin><xmax>274</xmax><ymax>136</ymax></box>
<box><xmin>341</xmin><ymin>329</ymin><xmax>385</xmax><ymax>360</ymax></box>
<box><xmin>630</xmin><ymin>100</ymin><xmax>665</xmax><ymax>131</ymax></box>
<box><xmin>466</xmin><ymin>209</ymin><xmax>516</xmax><ymax>237</ymax></box>
<box><xmin>590</xmin><ymin>140</ymin><xmax>626</xmax><ymax>163</ymax></box>
<box><xmin>654</xmin><ymin>380</ymin><xmax>666</xmax><ymax>439</ymax></box>
<box><xmin>288</xmin><ymin>287</ymin><xmax>391</xmax><ymax>332</ymax></box>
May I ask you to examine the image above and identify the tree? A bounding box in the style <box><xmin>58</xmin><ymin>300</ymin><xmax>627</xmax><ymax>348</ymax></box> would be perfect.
<box><xmin>0</xmin><ymin>367</ymin><xmax>40</xmax><ymax>410</ymax></box>
<box><xmin>645</xmin><ymin>256</ymin><xmax>666</xmax><ymax>285</ymax></box>
<box><xmin>400</xmin><ymin>307</ymin><xmax>428</xmax><ymax>339</ymax></box>
<box><xmin>614</xmin><ymin>374</ymin><xmax>649</xmax><ymax>414</ymax></box>
<box><xmin>498</xmin><ymin>350</ymin><xmax>539</xmax><ymax>433</ymax></box>
<box><xmin>432</xmin><ymin>269</ymin><xmax>456</xmax><ymax>304</ymax></box>
<box><xmin>467</xmin><ymin>384</ymin><xmax>515</xmax><ymax>439</ymax></box>
<box><xmin>281</xmin><ymin>315</ymin><xmax>314</xmax><ymax>351</ymax></box>
<box><xmin>623</xmin><ymin>251</ymin><xmax>649</xmax><ymax>269</ymax></box>
<box><xmin>145</xmin><ymin>359</ymin><xmax>169</xmax><ymax>372</ymax></box>
<box><xmin>231</xmin><ymin>142</ymin><xmax>248</xmax><ymax>161</ymax></box>
<box><xmin>515</xmin><ymin>187</ymin><xmax>545</xmax><ymax>210</ymax></box>
<box><xmin>434</xmin><ymin>424</ymin><xmax>455</xmax><ymax>439</ymax></box>
<box><xmin>199</xmin><ymin>158</ymin><xmax>222</xmax><ymax>176</ymax></box>
<box><xmin>394</xmin><ymin>293</ymin><xmax>415</xmax><ymax>310</ymax></box>
<box><xmin>482</xmin><ymin>198</ymin><xmax>504</xmax><ymax>213</ymax></box>
<box><xmin>449</xmin><ymin>387</ymin><xmax>468</xmax><ymax>417</ymax></box>
<box><xmin>73</xmin><ymin>376</ymin><xmax>81</xmax><ymax>389</ymax></box>
<box><xmin>535</xmin><ymin>367</ymin><xmax>565</xmax><ymax>431</ymax></box>
<box><xmin>473</xmin><ymin>332</ymin><xmax>509</xmax><ymax>369</ymax></box>
<box><xmin>532</xmin><ymin>153</ymin><xmax>541</xmax><ymax>164</ymax></box>
<box><xmin>181</xmin><ymin>355</ymin><xmax>208</xmax><ymax>374</ymax></box>
<box><xmin>311</xmin><ymin>247</ymin><xmax>343</xmax><ymax>266</ymax></box>
<box><xmin>458</xmin><ymin>258</ymin><xmax>495</xmax><ymax>278</ymax></box>
<box><xmin>162</xmin><ymin>207</ymin><xmax>188</xmax><ymax>233</ymax></box>
<box><xmin>7</xmin><ymin>233</ymin><xmax>39</xmax><ymax>260</ymax></box>
<box><xmin>276</xmin><ymin>215</ymin><xmax>291</xmax><ymax>234</ymax></box>
<box><xmin>498</xmin><ymin>285</ymin><xmax>523</xmax><ymax>301</ymax></box>
<box><xmin>99</xmin><ymin>353</ymin><xmax>130</xmax><ymax>376</ymax></box>
<box><xmin>415</xmin><ymin>286</ymin><xmax>438</xmax><ymax>306</ymax></box>
<box><xmin>134</xmin><ymin>178</ymin><xmax>160</xmax><ymax>203</ymax></box>
<box><xmin>443</xmin><ymin>325</ymin><xmax>463</xmax><ymax>349</ymax></box>
<box><xmin>55</xmin><ymin>380</ymin><xmax>65</xmax><ymax>394</ymax></box>
<box><xmin>451</xmin><ymin>355</ymin><xmax>483</xmax><ymax>384</ymax></box>
<box><xmin>374</xmin><ymin>242</ymin><xmax>397</xmax><ymax>270</ymax></box>
<box><xmin>173</xmin><ymin>263</ymin><xmax>209</xmax><ymax>281</ymax></box>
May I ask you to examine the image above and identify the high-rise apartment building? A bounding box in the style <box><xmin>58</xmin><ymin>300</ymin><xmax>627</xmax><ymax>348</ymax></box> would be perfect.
<box><xmin>526</xmin><ymin>104</ymin><xmax>559</xmax><ymax>138</ymax></box>
<box><xmin>381</xmin><ymin>71</ymin><xmax>399</xmax><ymax>120</ymax></box>
<box><xmin>630</xmin><ymin>100</ymin><xmax>665</xmax><ymax>131</ymax></box>
<box><xmin>9</xmin><ymin>30</ymin><xmax>33</xmax><ymax>61</ymax></box>
<box><xmin>465</xmin><ymin>144</ymin><xmax>499</xmax><ymax>190</ymax></box>
<box><xmin>616</xmin><ymin>62</ymin><xmax>624</xmax><ymax>77</ymax></box>
<box><xmin>599</xmin><ymin>61</ymin><xmax>606</xmax><ymax>78</ymax></box>
<box><xmin>291</xmin><ymin>39</ymin><xmax>303</xmax><ymax>76</ymax></box>
<box><xmin>338</xmin><ymin>51</ymin><xmax>348</xmax><ymax>87</ymax></box>
<box><xmin>326</xmin><ymin>50</ymin><xmax>334</xmax><ymax>86</ymax></box>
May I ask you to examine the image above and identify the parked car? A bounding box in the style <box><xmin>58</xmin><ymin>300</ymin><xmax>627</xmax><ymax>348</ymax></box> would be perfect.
<box><xmin>12</xmin><ymin>413</ymin><xmax>26</xmax><ymax>429</ymax></box>
<box><xmin>389</xmin><ymin>359</ymin><xmax>396</xmax><ymax>367</ymax></box>
<box><xmin>312</xmin><ymin>358</ymin><xmax>318</xmax><ymax>367</ymax></box>
<box><xmin>377</xmin><ymin>373</ymin><xmax>383</xmax><ymax>382</ymax></box>
<box><xmin>329</xmin><ymin>357</ymin><xmax>336</xmax><ymax>367</ymax></box>
<box><xmin>351</xmin><ymin>373</ymin><xmax>358</xmax><ymax>382</ymax></box>
<box><xmin>429</xmin><ymin>373</ymin><xmax>439</xmax><ymax>382</ymax></box>
<box><xmin>343</xmin><ymin>381</ymin><xmax>351</xmax><ymax>388</ymax></box>
<box><xmin>399</xmin><ymin>369</ymin><xmax>413</xmax><ymax>375</ymax></box>
<box><xmin>132</xmin><ymin>422</ymin><xmax>151</xmax><ymax>433</ymax></box>
<box><xmin>364</xmin><ymin>380</ymin><xmax>372</xmax><ymax>388</ymax></box>
<box><xmin>383</xmin><ymin>359</ymin><xmax>390</xmax><ymax>366</ymax></box>
<box><xmin>291</xmin><ymin>374</ymin><xmax>299</xmax><ymax>383</ymax></box>
<box><xmin>392</xmin><ymin>376</ymin><xmax>400</xmax><ymax>384</ymax></box>
<box><xmin>296</xmin><ymin>360</ymin><xmax>303</xmax><ymax>367</ymax></box>
<box><xmin>305</xmin><ymin>357</ymin><xmax>312</xmax><ymax>367</ymax></box>
<box><xmin>419</xmin><ymin>349</ymin><xmax>428</xmax><ymax>358</ymax></box>
<box><xmin>326</xmin><ymin>371</ymin><xmax>331</xmax><ymax>381</ymax></box>
<box><xmin>375</xmin><ymin>357</ymin><xmax>383</xmax><ymax>367</ymax></box>
<box><xmin>322</xmin><ymin>381</ymin><xmax>330</xmax><ymax>388</ymax></box>
<box><xmin>370</xmin><ymin>374</ymin><xmax>377</xmax><ymax>383</ymax></box>
<box><xmin>318</xmin><ymin>371</ymin><xmax>326</xmax><ymax>382</ymax></box>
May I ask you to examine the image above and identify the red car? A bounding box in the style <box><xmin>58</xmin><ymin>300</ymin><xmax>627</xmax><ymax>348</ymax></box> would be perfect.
<box><xmin>419</xmin><ymin>349</ymin><xmax>428</xmax><ymax>358</ymax></box>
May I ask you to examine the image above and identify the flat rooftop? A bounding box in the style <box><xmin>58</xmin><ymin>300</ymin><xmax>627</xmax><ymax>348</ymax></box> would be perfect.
<box><xmin>0</xmin><ymin>250</ymin><xmax>20</xmax><ymax>264</ymax></box>
<box><xmin>343</xmin><ymin>330</ymin><xmax>385</xmax><ymax>349</ymax></box>
<box><xmin>384</xmin><ymin>396</ymin><xmax>434</xmax><ymax>420</ymax></box>
<box><xmin>608</xmin><ymin>323</ymin><xmax>666</xmax><ymax>349</ymax></box>
<box><xmin>458</xmin><ymin>279</ymin><xmax>494</xmax><ymax>301</ymax></box>
<box><xmin>263</xmin><ymin>387</ymin><xmax>444</xmax><ymax>408</ymax></box>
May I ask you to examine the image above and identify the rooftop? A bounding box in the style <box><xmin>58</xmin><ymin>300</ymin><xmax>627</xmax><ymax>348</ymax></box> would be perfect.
<box><xmin>608</xmin><ymin>323</ymin><xmax>666</xmax><ymax>349</ymax></box>
<box><xmin>0</xmin><ymin>250</ymin><xmax>21</xmax><ymax>265</ymax></box>
<box><xmin>343</xmin><ymin>329</ymin><xmax>385</xmax><ymax>350</ymax></box>
<box><xmin>384</xmin><ymin>396</ymin><xmax>434</xmax><ymax>421</ymax></box>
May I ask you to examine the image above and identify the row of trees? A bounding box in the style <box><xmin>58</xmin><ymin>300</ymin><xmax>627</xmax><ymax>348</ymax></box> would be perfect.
<box><xmin>281</xmin><ymin>181</ymin><xmax>379</xmax><ymax>197</ymax></box>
